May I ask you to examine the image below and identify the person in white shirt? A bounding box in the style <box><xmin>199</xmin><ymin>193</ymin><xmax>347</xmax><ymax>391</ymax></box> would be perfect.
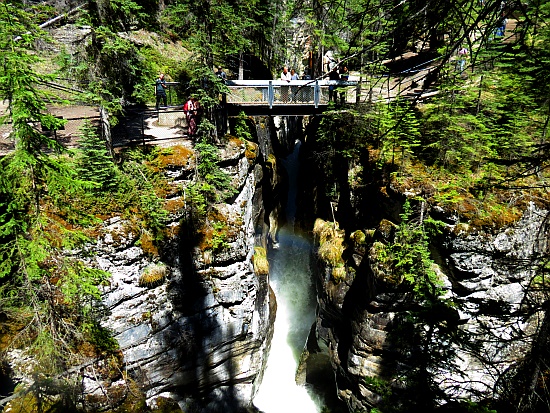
<box><xmin>280</xmin><ymin>66</ymin><xmax>291</xmax><ymax>81</ymax></box>
<box><xmin>280</xmin><ymin>66</ymin><xmax>291</xmax><ymax>102</ymax></box>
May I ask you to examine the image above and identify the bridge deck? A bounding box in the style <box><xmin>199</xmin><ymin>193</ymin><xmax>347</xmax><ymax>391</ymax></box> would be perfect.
<box><xmin>226</xmin><ymin>103</ymin><xmax>329</xmax><ymax>116</ymax></box>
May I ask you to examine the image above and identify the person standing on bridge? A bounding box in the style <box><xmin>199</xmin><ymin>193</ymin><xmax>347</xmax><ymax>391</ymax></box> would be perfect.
<box><xmin>280</xmin><ymin>66</ymin><xmax>291</xmax><ymax>103</ymax></box>
<box><xmin>216</xmin><ymin>66</ymin><xmax>227</xmax><ymax>82</ymax></box>
<box><xmin>339</xmin><ymin>66</ymin><xmax>349</xmax><ymax>80</ymax></box>
<box><xmin>290</xmin><ymin>69</ymin><xmax>299</xmax><ymax>102</ymax></box>
<box><xmin>328</xmin><ymin>66</ymin><xmax>340</xmax><ymax>103</ymax></box>
<box><xmin>155</xmin><ymin>73</ymin><xmax>167</xmax><ymax>110</ymax></box>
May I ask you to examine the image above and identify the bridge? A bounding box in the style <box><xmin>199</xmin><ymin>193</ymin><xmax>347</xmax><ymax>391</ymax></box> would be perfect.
<box><xmin>224</xmin><ymin>79</ymin><xmax>359</xmax><ymax>116</ymax></box>
<box><xmin>0</xmin><ymin>79</ymin><xmax>363</xmax><ymax>152</ymax></box>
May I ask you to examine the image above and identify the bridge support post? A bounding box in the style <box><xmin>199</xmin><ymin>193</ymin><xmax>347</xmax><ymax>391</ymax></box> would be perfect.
<box><xmin>268</xmin><ymin>81</ymin><xmax>274</xmax><ymax>109</ymax></box>
<box><xmin>314</xmin><ymin>80</ymin><xmax>320</xmax><ymax>108</ymax></box>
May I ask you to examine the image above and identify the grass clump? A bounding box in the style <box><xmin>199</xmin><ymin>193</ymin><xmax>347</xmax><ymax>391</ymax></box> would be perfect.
<box><xmin>138</xmin><ymin>263</ymin><xmax>168</xmax><ymax>287</ymax></box>
<box><xmin>253</xmin><ymin>246</ymin><xmax>269</xmax><ymax>275</ymax></box>
<box><xmin>313</xmin><ymin>218</ymin><xmax>346</xmax><ymax>281</ymax></box>
<box><xmin>332</xmin><ymin>264</ymin><xmax>347</xmax><ymax>282</ymax></box>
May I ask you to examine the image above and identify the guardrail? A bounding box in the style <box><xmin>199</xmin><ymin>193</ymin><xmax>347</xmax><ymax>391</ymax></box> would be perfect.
<box><xmin>225</xmin><ymin>79</ymin><xmax>359</xmax><ymax>107</ymax></box>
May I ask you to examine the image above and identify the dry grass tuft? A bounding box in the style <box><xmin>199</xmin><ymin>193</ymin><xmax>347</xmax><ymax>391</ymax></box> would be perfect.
<box><xmin>318</xmin><ymin>235</ymin><xmax>344</xmax><ymax>265</ymax></box>
<box><xmin>332</xmin><ymin>265</ymin><xmax>347</xmax><ymax>282</ymax></box>
<box><xmin>314</xmin><ymin>218</ymin><xmax>345</xmax><ymax>269</ymax></box>
<box><xmin>253</xmin><ymin>246</ymin><xmax>269</xmax><ymax>275</ymax></box>
<box><xmin>138</xmin><ymin>263</ymin><xmax>167</xmax><ymax>287</ymax></box>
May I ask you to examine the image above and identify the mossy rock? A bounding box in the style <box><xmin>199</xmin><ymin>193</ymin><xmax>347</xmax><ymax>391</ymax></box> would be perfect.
<box><xmin>377</xmin><ymin>219</ymin><xmax>397</xmax><ymax>241</ymax></box>
<box><xmin>244</xmin><ymin>140</ymin><xmax>259</xmax><ymax>162</ymax></box>
<box><xmin>350</xmin><ymin>229</ymin><xmax>366</xmax><ymax>245</ymax></box>
<box><xmin>152</xmin><ymin>396</ymin><xmax>184</xmax><ymax>412</ymax></box>
<box><xmin>5</xmin><ymin>381</ymin><xmax>81</xmax><ymax>413</ymax></box>
<box><xmin>101</xmin><ymin>379</ymin><xmax>149</xmax><ymax>413</ymax></box>
<box><xmin>154</xmin><ymin>145</ymin><xmax>194</xmax><ymax>168</ymax></box>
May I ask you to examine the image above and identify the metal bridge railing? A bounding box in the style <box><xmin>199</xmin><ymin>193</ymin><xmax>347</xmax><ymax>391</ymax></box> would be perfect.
<box><xmin>225</xmin><ymin>80</ymin><xmax>358</xmax><ymax>108</ymax></box>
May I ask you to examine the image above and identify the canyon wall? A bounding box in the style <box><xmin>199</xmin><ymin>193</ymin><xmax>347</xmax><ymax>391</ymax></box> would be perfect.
<box><xmin>296</xmin><ymin>126</ymin><xmax>550</xmax><ymax>411</ymax></box>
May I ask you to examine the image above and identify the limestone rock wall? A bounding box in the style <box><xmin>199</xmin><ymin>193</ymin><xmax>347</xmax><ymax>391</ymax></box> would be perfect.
<box><xmin>87</xmin><ymin>139</ymin><xmax>274</xmax><ymax>412</ymax></box>
<box><xmin>313</xmin><ymin>198</ymin><xmax>549</xmax><ymax>412</ymax></box>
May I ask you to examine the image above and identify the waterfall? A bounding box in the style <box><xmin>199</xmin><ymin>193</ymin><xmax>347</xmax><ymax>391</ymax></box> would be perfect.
<box><xmin>253</xmin><ymin>140</ymin><xmax>320</xmax><ymax>413</ymax></box>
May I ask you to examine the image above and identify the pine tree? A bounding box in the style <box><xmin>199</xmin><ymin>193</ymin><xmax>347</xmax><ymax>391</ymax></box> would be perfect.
<box><xmin>0</xmin><ymin>2</ymin><xmax>112</xmax><ymax>403</ymax></box>
<box><xmin>76</xmin><ymin>120</ymin><xmax>118</xmax><ymax>192</ymax></box>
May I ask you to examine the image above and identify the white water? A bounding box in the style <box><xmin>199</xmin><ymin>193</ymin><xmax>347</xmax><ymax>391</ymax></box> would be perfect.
<box><xmin>254</xmin><ymin>140</ymin><xmax>320</xmax><ymax>413</ymax></box>
<box><xmin>253</xmin><ymin>229</ymin><xmax>319</xmax><ymax>413</ymax></box>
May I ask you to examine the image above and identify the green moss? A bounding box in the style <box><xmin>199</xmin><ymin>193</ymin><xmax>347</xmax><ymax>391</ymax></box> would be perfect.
<box><xmin>152</xmin><ymin>396</ymin><xmax>184</xmax><ymax>412</ymax></box>
<box><xmin>102</xmin><ymin>378</ymin><xmax>149</xmax><ymax>413</ymax></box>
<box><xmin>350</xmin><ymin>230</ymin><xmax>366</xmax><ymax>245</ymax></box>
<box><xmin>152</xmin><ymin>145</ymin><xmax>194</xmax><ymax>169</ymax></box>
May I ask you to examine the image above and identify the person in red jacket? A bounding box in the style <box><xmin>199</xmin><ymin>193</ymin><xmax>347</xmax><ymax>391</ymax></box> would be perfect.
<box><xmin>183</xmin><ymin>97</ymin><xmax>200</xmax><ymax>136</ymax></box>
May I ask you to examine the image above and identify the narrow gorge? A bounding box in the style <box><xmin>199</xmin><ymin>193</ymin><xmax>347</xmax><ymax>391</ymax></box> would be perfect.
<box><xmin>2</xmin><ymin>2</ymin><xmax>550</xmax><ymax>412</ymax></box>
<box><xmin>3</xmin><ymin>112</ymin><xmax>549</xmax><ymax>413</ymax></box>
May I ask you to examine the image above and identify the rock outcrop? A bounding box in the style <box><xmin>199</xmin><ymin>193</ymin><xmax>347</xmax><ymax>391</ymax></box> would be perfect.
<box><xmin>85</xmin><ymin>139</ymin><xmax>274</xmax><ymax>412</ymax></box>
<box><xmin>313</xmin><ymin>197</ymin><xmax>549</xmax><ymax>412</ymax></box>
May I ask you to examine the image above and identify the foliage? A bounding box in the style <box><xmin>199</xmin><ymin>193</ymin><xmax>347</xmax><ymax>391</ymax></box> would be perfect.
<box><xmin>163</xmin><ymin>0</ymin><xmax>267</xmax><ymax>68</ymax></box>
<box><xmin>234</xmin><ymin>111</ymin><xmax>254</xmax><ymax>142</ymax></box>
<box><xmin>210</xmin><ymin>221</ymin><xmax>230</xmax><ymax>251</ymax></box>
<box><xmin>0</xmin><ymin>5</ymin><xmax>124</xmax><ymax>407</ymax></box>
<box><xmin>379</xmin><ymin>98</ymin><xmax>421</xmax><ymax>168</ymax></box>
<box><xmin>76</xmin><ymin>120</ymin><xmax>118</xmax><ymax>193</ymax></box>
<box><xmin>364</xmin><ymin>376</ymin><xmax>392</xmax><ymax>401</ymax></box>
<box><xmin>375</xmin><ymin>201</ymin><xmax>443</xmax><ymax>298</ymax></box>
<box><xmin>0</xmin><ymin>8</ymin><xmax>173</xmax><ymax>405</ymax></box>
<box><xmin>367</xmin><ymin>201</ymin><xmax>488</xmax><ymax>411</ymax></box>
<box><xmin>187</xmin><ymin>138</ymin><xmax>235</xmax><ymax>216</ymax></box>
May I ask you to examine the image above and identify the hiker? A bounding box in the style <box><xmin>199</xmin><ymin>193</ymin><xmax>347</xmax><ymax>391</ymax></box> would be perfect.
<box><xmin>183</xmin><ymin>97</ymin><xmax>200</xmax><ymax>136</ymax></box>
<box><xmin>280</xmin><ymin>66</ymin><xmax>291</xmax><ymax>102</ymax></box>
<box><xmin>215</xmin><ymin>66</ymin><xmax>227</xmax><ymax>83</ymax></box>
<box><xmin>290</xmin><ymin>69</ymin><xmax>299</xmax><ymax>101</ymax></box>
<box><xmin>155</xmin><ymin>73</ymin><xmax>167</xmax><ymax>110</ymax></box>
<box><xmin>328</xmin><ymin>66</ymin><xmax>340</xmax><ymax>102</ymax></box>
<box><xmin>457</xmin><ymin>47</ymin><xmax>468</xmax><ymax>72</ymax></box>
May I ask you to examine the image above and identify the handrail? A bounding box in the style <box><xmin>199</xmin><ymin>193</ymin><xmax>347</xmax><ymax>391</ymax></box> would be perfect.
<box><xmin>225</xmin><ymin>79</ymin><xmax>359</xmax><ymax>107</ymax></box>
<box><xmin>225</xmin><ymin>79</ymin><xmax>358</xmax><ymax>87</ymax></box>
